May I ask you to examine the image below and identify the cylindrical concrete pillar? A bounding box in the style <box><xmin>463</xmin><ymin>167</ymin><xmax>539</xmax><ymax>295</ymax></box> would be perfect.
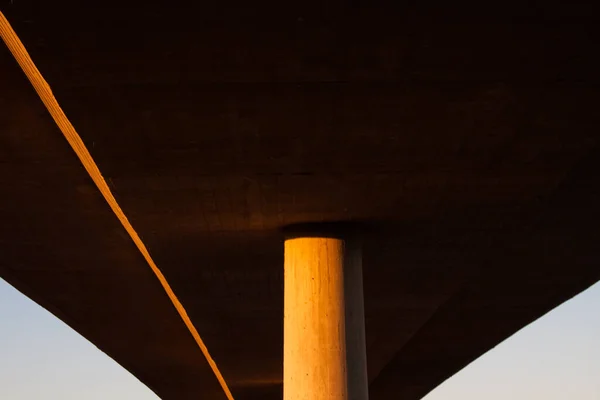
<box><xmin>283</xmin><ymin>234</ymin><xmax>368</xmax><ymax>400</ymax></box>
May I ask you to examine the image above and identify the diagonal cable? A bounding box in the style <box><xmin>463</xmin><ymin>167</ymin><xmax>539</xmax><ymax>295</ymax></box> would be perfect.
<box><xmin>0</xmin><ymin>11</ymin><xmax>234</xmax><ymax>400</ymax></box>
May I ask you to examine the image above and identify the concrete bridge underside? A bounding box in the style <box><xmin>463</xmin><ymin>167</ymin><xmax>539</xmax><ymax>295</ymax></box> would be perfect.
<box><xmin>1</xmin><ymin>1</ymin><xmax>599</xmax><ymax>399</ymax></box>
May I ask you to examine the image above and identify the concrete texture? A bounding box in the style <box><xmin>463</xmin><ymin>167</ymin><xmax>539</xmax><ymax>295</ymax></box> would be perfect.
<box><xmin>284</xmin><ymin>237</ymin><xmax>368</xmax><ymax>400</ymax></box>
<box><xmin>0</xmin><ymin>1</ymin><xmax>599</xmax><ymax>399</ymax></box>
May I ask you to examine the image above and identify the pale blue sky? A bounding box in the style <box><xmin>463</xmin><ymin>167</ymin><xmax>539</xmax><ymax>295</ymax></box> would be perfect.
<box><xmin>1</xmin><ymin>278</ymin><xmax>599</xmax><ymax>399</ymax></box>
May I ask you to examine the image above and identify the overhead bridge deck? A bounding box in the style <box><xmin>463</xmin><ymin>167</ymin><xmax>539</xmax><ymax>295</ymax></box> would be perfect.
<box><xmin>1</xmin><ymin>1</ymin><xmax>599</xmax><ymax>399</ymax></box>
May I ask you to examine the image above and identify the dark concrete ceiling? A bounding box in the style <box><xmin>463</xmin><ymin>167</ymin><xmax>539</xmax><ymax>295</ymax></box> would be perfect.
<box><xmin>1</xmin><ymin>1</ymin><xmax>599</xmax><ymax>399</ymax></box>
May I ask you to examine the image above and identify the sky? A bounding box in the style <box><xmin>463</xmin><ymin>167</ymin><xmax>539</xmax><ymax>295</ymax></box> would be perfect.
<box><xmin>0</xmin><ymin>278</ymin><xmax>599</xmax><ymax>400</ymax></box>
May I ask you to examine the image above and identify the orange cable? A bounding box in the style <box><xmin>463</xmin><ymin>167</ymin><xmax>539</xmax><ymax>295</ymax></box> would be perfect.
<box><xmin>0</xmin><ymin>11</ymin><xmax>235</xmax><ymax>400</ymax></box>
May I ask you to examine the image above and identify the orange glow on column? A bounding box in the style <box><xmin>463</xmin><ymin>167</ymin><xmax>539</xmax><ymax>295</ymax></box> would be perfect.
<box><xmin>284</xmin><ymin>237</ymin><xmax>368</xmax><ymax>400</ymax></box>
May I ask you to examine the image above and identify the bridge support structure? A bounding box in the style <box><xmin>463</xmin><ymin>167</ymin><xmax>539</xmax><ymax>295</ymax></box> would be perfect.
<box><xmin>283</xmin><ymin>225</ymin><xmax>369</xmax><ymax>400</ymax></box>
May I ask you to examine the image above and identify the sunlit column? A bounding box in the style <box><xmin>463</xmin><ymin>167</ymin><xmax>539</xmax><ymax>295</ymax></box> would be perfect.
<box><xmin>284</xmin><ymin>233</ymin><xmax>368</xmax><ymax>400</ymax></box>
